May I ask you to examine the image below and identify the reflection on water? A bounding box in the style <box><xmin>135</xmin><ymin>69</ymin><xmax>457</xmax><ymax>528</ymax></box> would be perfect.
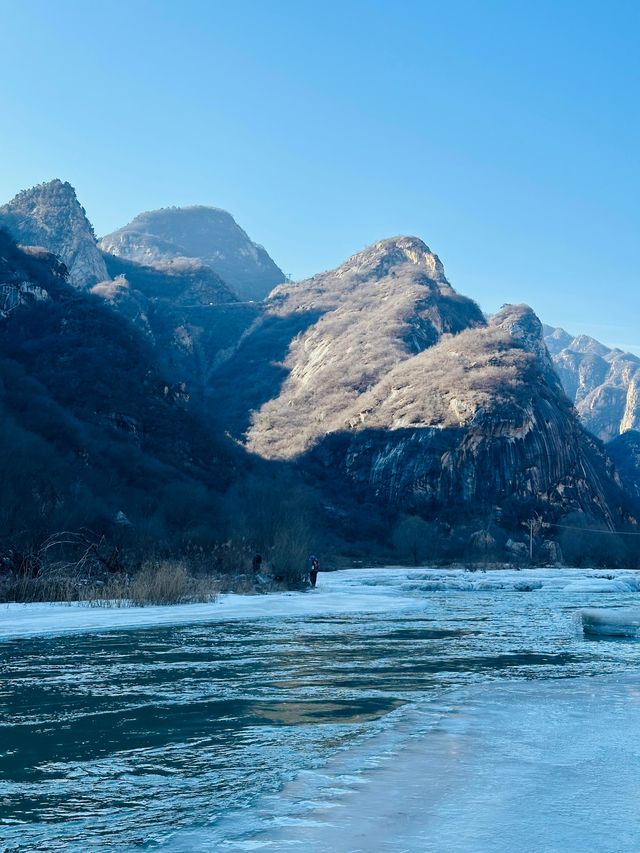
<box><xmin>1</xmin><ymin>567</ymin><xmax>639</xmax><ymax>851</ymax></box>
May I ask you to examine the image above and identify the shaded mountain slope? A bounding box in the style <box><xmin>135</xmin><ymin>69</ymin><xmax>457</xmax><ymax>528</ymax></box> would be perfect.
<box><xmin>607</xmin><ymin>431</ymin><xmax>640</xmax><ymax>504</ymax></box>
<box><xmin>0</xmin><ymin>230</ymin><xmax>238</xmax><ymax>545</ymax></box>
<box><xmin>99</xmin><ymin>253</ymin><xmax>259</xmax><ymax>400</ymax></box>
<box><xmin>100</xmin><ymin>206</ymin><xmax>285</xmax><ymax>300</ymax></box>
<box><xmin>0</xmin><ymin>174</ymin><xmax>263</xmax><ymax>403</ymax></box>
<box><xmin>0</xmin><ymin>182</ymin><xmax>278</xmax><ymax>401</ymax></box>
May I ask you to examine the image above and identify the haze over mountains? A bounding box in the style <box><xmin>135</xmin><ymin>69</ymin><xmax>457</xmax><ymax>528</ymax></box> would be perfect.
<box><xmin>1</xmin><ymin>178</ymin><xmax>638</xmax><ymax>567</ymax></box>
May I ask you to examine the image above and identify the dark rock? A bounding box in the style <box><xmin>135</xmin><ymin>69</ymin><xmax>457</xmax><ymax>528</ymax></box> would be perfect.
<box><xmin>607</xmin><ymin>430</ymin><xmax>640</xmax><ymax>503</ymax></box>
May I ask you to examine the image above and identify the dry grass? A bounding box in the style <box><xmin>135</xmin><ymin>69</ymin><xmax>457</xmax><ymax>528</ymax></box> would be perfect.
<box><xmin>349</xmin><ymin>326</ymin><xmax>536</xmax><ymax>431</ymax></box>
<box><xmin>89</xmin><ymin>561</ymin><xmax>220</xmax><ymax>607</ymax></box>
<box><xmin>0</xmin><ymin>559</ymin><xmax>220</xmax><ymax>606</ymax></box>
<box><xmin>1</xmin><ymin>570</ymin><xmax>82</xmax><ymax>604</ymax></box>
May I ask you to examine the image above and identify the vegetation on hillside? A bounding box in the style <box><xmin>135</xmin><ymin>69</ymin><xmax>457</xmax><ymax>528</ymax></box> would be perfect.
<box><xmin>1</xmin><ymin>225</ymin><xmax>639</xmax><ymax>605</ymax></box>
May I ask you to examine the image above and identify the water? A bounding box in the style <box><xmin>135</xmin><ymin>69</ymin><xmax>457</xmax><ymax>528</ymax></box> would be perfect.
<box><xmin>1</xmin><ymin>567</ymin><xmax>640</xmax><ymax>852</ymax></box>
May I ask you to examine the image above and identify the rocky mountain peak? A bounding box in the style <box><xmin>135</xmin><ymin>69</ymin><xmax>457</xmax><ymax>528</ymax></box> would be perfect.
<box><xmin>330</xmin><ymin>236</ymin><xmax>447</xmax><ymax>284</ymax></box>
<box><xmin>0</xmin><ymin>179</ymin><xmax>108</xmax><ymax>287</ymax></box>
<box><xmin>491</xmin><ymin>304</ymin><xmax>547</xmax><ymax>355</ymax></box>
<box><xmin>568</xmin><ymin>334</ymin><xmax>611</xmax><ymax>357</ymax></box>
<box><xmin>99</xmin><ymin>206</ymin><xmax>285</xmax><ymax>301</ymax></box>
<box><xmin>542</xmin><ymin>324</ymin><xmax>573</xmax><ymax>355</ymax></box>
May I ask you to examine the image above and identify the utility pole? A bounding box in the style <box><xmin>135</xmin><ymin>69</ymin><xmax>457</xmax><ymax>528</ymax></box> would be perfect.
<box><xmin>529</xmin><ymin>519</ymin><xmax>534</xmax><ymax>561</ymax></box>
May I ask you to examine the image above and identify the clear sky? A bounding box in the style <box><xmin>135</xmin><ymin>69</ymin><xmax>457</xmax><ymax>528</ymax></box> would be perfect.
<box><xmin>1</xmin><ymin>0</ymin><xmax>638</xmax><ymax>351</ymax></box>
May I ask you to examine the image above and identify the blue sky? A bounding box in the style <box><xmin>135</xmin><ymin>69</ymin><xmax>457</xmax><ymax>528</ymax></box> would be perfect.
<box><xmin>1</xmin><ymin>0</ymin><xmax>638</xmax><ymax>350</ymax></box>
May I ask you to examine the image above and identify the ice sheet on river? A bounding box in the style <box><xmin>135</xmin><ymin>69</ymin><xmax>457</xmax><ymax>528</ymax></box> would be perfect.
<box><xmin>2</xmin><ymin>567</ymin><xmax>640</xmax><ymax>640</ymax></box>
<box><xmin>166</xmin><ymin>675</ymin><xmax>640</xmax><ymax>853</ymax></box>
<box><xmin>581</xmin><ymin>607</ymin><xmax>640</xmax><ymax>637</ymax></box>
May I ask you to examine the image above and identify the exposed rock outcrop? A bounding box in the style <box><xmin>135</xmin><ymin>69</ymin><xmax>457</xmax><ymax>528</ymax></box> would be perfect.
<box><xmin>0</xmin><ymin>180</ymin><xmax>108</xmax><ymax>287</ymax></box>
<box><xmin>0</xmin><ymin>236</ymin><xmax>64</xmax><ymax>317</ymax></box>
<box><xmin>99</xmin><ymin>206</ymin><xmax>285</xmax><ymax>301</ymax></box>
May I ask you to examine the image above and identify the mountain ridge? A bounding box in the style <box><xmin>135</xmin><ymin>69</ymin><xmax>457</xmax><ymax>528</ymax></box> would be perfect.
<box><xmin>100</xmin><ymin>205</ymin><xmax>285</xmax><ymax>301</ymax></box>
<box><xmin>1</xmin><ymin>177</ymin><xmax>638</xmax><ymax>568</ymax></box>
<box><xmin>543</xmin><ymin>324</ymin><xmax>640</xmax><ymax>441</ymax></box>
<box><xmin>208</xmin><ymin>241</ymin><xmax>632</xmax><ymax>541</ymax></box>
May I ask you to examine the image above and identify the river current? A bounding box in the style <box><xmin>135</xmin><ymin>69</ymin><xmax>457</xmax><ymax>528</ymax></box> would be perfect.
<box><xmin>2</xmin><ymin>567</ymin><xmax>640</xmax><ymax>852</ymax></box>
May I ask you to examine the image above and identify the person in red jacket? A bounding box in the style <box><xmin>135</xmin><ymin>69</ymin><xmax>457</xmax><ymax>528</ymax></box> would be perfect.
<box><xmin>308</xmin><ymin>554</ymin><xmax>319</xmax><ymax>588</ymax></box>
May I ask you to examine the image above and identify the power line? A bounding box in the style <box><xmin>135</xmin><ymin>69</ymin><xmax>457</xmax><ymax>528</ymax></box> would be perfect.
<box><xmin>542</xmin><ymin>522</ymin><xmax>640</xmax><ymax>537</ymax></box>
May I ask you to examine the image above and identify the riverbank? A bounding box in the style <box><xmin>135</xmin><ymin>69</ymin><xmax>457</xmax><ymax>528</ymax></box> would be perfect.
<box><xmin>3</xmin><ymin>566</ymin><xmax>640</xmax><ymax>641</ymax></box>
<box><xmin>0</xmin><ymin>570</ymin><xmax>413</xmax><ymax>639</ymax></box>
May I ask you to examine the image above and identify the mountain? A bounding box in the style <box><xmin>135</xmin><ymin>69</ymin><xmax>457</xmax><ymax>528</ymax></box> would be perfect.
<box><xmin>97</xmin><ymin>253</ymin><xmax>259</xmax><ymax>401</ymax></box>
<box><xmin>0</xmin><ymin>180</ymin><xmax>108</xmax><ymax>287</ymax></box>
<box><xmin>0</xmin><ymin>228</ymin><xmax>237</xmax><ymax>549</ymax></box>
<box><xmin>239</xmin><ymin>236</ymin><xmax>486</xmax><ymax>457</ymax></box>
<box><xmin>210</xmin><ymin>238</ymin><xmax>631</xmax><ymax>544</ymax></box>
<box><xmin>607</xmin><ymin>431</ymin><xmax>640</xmax><ymax>504</ymax></box>
<box><xmin>1</xmin><ymin>174</ymin><xmax>637</xmax><ymax>566</ymax></box>
<box><xmin>99</xmin><ymin>206</ymin><xmax>285</xmax><ymax>301</ymax></box>
<box><xmin>543</xmin><ymin>325</ymin><xmax>640</xmax><ymax>442</ymax></box>
<box><xmin>0</xmin><ymin>180</ymin><xmax>263</xmax><ymax>400</ymax></box>
<box><xmin>306</xmin><ymin>305</ymin><xmax>627</xmax><ymax>533</ymax></box>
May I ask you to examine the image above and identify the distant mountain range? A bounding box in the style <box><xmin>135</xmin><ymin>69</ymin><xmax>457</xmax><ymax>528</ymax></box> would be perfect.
<box><xmin>543</xmin><ymin>325</ymin><xmax>640</xmax><ymax>441</ymax></box>
<box><xmin>0</xmin><ymin>178</ymin><xmax>638</xmax><ymax>567</ymax></box>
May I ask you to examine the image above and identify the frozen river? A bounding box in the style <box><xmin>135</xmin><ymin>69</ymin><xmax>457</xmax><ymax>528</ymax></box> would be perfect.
<box><xmin>2</xmin><ymin>567</ymin><xmax>640</xmax><ymax>852</ymax></box>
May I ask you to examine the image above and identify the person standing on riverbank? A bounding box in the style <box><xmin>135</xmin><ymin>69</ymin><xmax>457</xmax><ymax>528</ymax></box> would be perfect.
<box><xmin>308</xmin><ymin>555</ymin><xmax>319</xmax><ymax>588</ymax></box>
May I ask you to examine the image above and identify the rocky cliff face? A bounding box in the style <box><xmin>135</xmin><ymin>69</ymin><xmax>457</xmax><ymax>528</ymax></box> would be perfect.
<box><xmin>99</xmin><ymin>206</ymin><xmax>285</xmax><ymax>301</ymax></box>
<box><xmin>308</xmin><ymin>306</ymin><xmax>626</xmax><ymax>530</ymax></box>
<box><xmin>209</xmin><ymin>240</ymin><xmax>630</xmax><ymax>533</ymax></box>
<box><xmin>543</xmin><ymin>325</ymin><xmax>640</xmax><ymax>441</ymax></box>
<box><xmin>0</xmin><ymin>180</ymin><xmax>108</xmax><ymax>287</ymax></box>
<box><xmin>607</xmin><ymin>431</ymin><xmax>640</xmax><ymax>504</ymax></box>
<box><xmin>0</xmin><ymin>240</ymin><xmax>56</xmax><ymax>318</ymax></box>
